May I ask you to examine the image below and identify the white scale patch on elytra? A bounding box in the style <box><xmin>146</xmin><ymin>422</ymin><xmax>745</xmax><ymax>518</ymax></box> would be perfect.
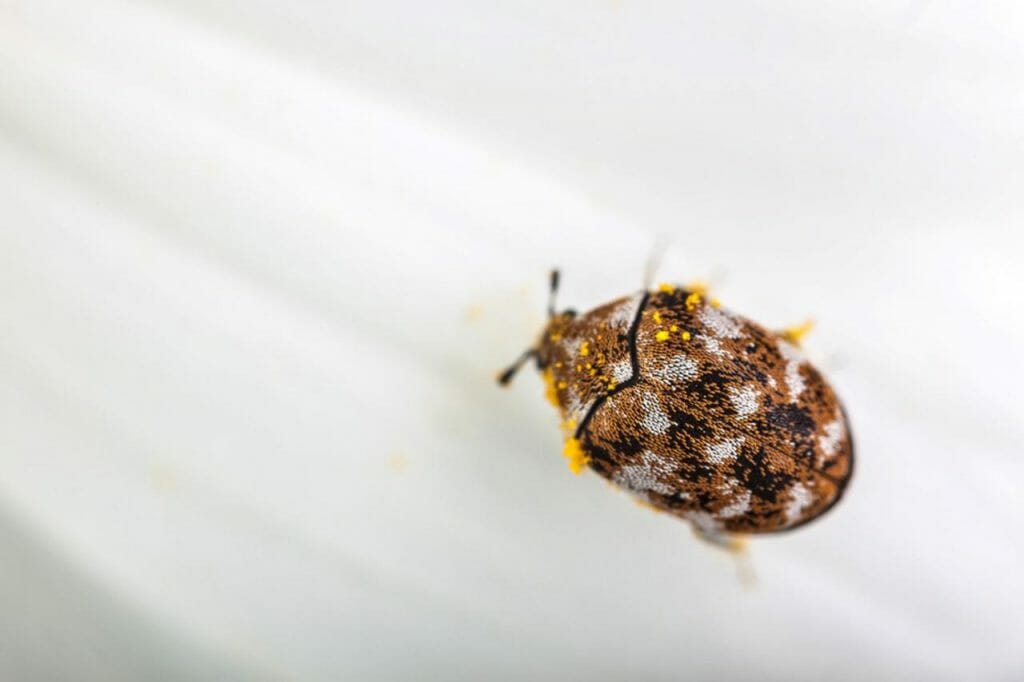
<box><xmin>818</xmin><ymin>412</ymin><xmax>846</xmax><ymax>461</ymax></box>
<box><xmin>608</xmin><ymin>292</ymin><xmax>644</xmax><ymax>329</ymax></box>
<box><xmin>728</xmin><ymin>385</ymin><xmax>760</xmax><ymax>419</ymax></box>
<box><xmin>718</xmin><ymin>487</ymin><xmax>752</xmax><ymax>519</ymax></box>
<box><xmin>652</xmin><ymin>354</ymin><xmax>698</xmax><ymax>384</ymax></box>
<box><xmin>640</xmin><ymin>391</ymin><xmax>672</xmax><ymax>434</ymax></box>
<box><xmin>699</xmin><ymin>306</ymin><xmax>742</xmax><ymax>339</ymax></box>
<box><xmin>701</xmin><ymin>336</ymin><xmax>728</xmax><ymax>359</ymax></box>
<box><xmin>613</xmin><ymin>450</ymin><xmax>676</xmax><ymax>496</ymax></box>
<box><xmin>777</xmin><ymin>339</ymin><xmax>807</xmax><ymax>402</ymax></box>
<box><xmin>784</xmin><ymin>482</ymin><xmax>813</xmax><ymax>526</ymax></box>
<box><xmin>609</xmin><ymin>359</ymin><xmax>633</xmax><ymax>384</ymax></box>
<box><xmin>704</xmin><ymin>437</ymin><xmax>744</xmax><ymax>464</ymax></box>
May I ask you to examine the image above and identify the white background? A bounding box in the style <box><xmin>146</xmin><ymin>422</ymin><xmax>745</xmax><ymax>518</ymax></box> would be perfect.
<box><xmin>1</xmin><ymin>1</ymin><xmax>1022</xmax><ymax>679</ymax></box>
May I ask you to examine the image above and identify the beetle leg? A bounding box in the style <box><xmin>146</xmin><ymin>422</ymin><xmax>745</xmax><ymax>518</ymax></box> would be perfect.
<box><xmin>692</xmin><ymin>526</ymin><xmax>747</xmax><ymax>553</ymax></box>
<box><xmin>691</xmin><ymin>527</ymin><xmax>757</xmax><ymax>585</ymax></box>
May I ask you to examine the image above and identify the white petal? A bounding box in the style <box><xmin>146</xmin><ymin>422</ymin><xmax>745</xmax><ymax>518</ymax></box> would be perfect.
<box><xmin>1</xmin><ymin>1</ymin><xmax>1023</xmax><ymax>679</ymax></box>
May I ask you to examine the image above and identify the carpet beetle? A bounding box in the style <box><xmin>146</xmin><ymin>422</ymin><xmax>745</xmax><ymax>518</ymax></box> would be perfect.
<box><xmin>499</xmin><ymin>271</ymin><xmax>853</xmax><ymax>546</ymax></box>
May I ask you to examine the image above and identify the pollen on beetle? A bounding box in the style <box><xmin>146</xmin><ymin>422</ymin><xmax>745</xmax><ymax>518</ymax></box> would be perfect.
<box><xmin>782</xmin><ymin>319</ymin><xmax>815</xmax><ymax>345</ymax></box>
<box><xmin>711</xmin><ymin>298</ymin><xmax>722</xmax><ymax>309</ymax></box>
<box><xmin>549</xmin><ymin>332</ymin><xmax>562</xmax><ymax>342</ymax></box>
<box><xmin>542</xmin><ymin>368</ymin><xmax>560</xmax><ymax>408</ymax></box>
<box><xmin>497</xmin><ymin>267</ymin><xmax>858</xmax><ymax>541</ymax></box>
<box><xmin>500</xmin><ymin>268</ymin><xmax>853</xmax><ymax>538</ymax></box>
<box><xmin>687</xmin><ymin>280</ymin><xmax>709</xmax><ymax>296</ymax></box>
<box><xmin>563</xmin><ymin>437</ymin><xmax>590</xmax><ymax>475</ymax></box>
<box><xmin>658</xmin><ymin>282</ymin><xmax>675</xmax><ymax>294</ymax></box>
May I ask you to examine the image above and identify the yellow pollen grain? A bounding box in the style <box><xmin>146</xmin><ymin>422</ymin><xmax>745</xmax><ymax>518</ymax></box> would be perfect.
<box><xmin>669</xmin><ymin>325</ymin><xmax>678</xmax><ymax>332</ymax></box>
<box><xmin>687</xmin><ymin>280</ymin><xmax>709</xmax><ymax>296</ymax></box>
<box><xmin>681</xmin><ymin>330</ymin><xmax>692</xmax><ymax>341</ymax></box>
<box><xmin>711</xmin><ymin>298</ymin><xmax>721</xmax><ymax>308</ymax></box>
<box><xmin>655</xmin><ymin>330</ymin><xmax>670</xmax><ymax>342</ymax></box>
<box><xmin>685</xmin><ymin>292</ymin><xmax>701</xmax><ymax>311</ymax></box>
<box><xmin>658</xmin><ymin>283</ymin><xmax>675</xmax><ymax>294</ymax></box>
<box><xmin>589</xmin><ymin>368</ymin><xmax>597</xmax><ymax>376</ymax></box>
<box><xmin>549</xmin><ymin>332</ymin><xmax>562</xmax><ymax>342</ymax></box>
<box><xmin>561</xmin><ymin>418</ymin><xmax>578</xmax><ymax>433</ymax></box>
<box><xmin>542</xmin><ymin>368</ymin><xmax>560</xmax><ymax>408</ymax></box>
<box><xmin>557</xmin><ymin>380</ymin><xmax>567</xmax><ymax>389</ymax></box>
<box><xmin>563</xmin><ymin>437</ymin><xmax>590</xmax><ymax>475</ymax></box>
<box><xmin>652</xmin><ymin>311</ymin><xmax>663</xmax><ymax>324</ymax></box>
<box><xmin>580</xmin><ymin>342</ymin><xmax>590</xmax><ymax>356</ymax></box>
<box><xmin>782</xmin><ymin>319</ymin><xmax>815</xmax><ymax>345</ymax></box>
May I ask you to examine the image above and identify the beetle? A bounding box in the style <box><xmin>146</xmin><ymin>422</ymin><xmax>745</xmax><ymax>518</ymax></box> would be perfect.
<box><xmin>498</xmin><ymin>270</ymin><xmax>853</xmax><ymax>547</ymax></box>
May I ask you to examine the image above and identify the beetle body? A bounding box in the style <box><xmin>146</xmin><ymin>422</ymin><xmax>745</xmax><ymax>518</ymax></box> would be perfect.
<box><xmin>501</xmin><ymin>275</ymin><xmax>853</xmax><ymax>542</ymax></box>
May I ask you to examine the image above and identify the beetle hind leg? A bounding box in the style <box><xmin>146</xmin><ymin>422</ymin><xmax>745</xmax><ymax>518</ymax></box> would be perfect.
<box><xmin>692</xmin><ymin>525</ymin><xmax>747</xmax><ymax>553</ymax></box>
<box><xmin>691</xmin><ymin>526</ymin><xmax>757</xmax><ymax>587</ymax></box>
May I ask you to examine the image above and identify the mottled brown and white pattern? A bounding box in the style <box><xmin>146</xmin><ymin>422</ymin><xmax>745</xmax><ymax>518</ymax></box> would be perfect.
<box><xmin>528</xmin><ymin>285</ymin><xmax>854</xmax><ymax>540</ymax></box>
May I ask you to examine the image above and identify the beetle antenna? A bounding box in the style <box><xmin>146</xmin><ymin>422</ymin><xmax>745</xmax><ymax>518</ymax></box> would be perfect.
<box><xmin>497</xmin><ymin>349</ymin><xmax>537</xmax><ymax>386</ymax></box>
<box><xmin>547</xmin><ymin>269</ymin><xmax>560</xmax><ymax>318</ymax></box>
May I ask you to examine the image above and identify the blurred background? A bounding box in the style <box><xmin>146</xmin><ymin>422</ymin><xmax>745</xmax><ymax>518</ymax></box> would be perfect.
<box><xmin>1</xmin><ymin>1</ymin><xmax>1022</xmax><ymax>679</ymax></box>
